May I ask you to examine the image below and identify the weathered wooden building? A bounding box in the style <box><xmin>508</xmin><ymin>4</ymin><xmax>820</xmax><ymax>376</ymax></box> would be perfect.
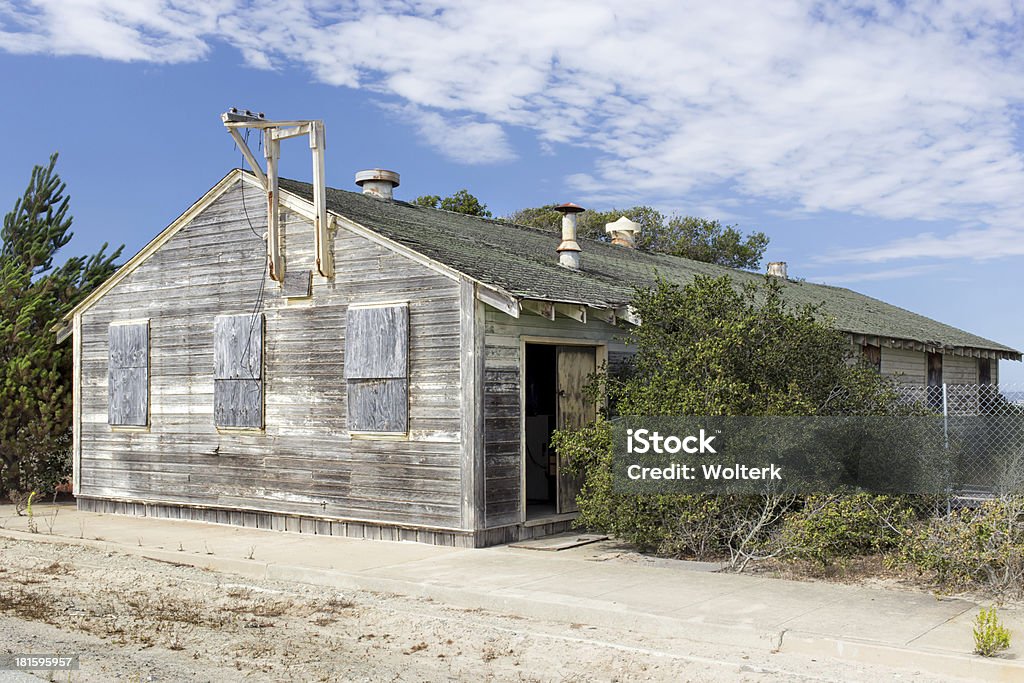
<box><xmin>65</xmin><ymin>167</ymin><xmax>1020</xmax><ymax>546</ymax></box>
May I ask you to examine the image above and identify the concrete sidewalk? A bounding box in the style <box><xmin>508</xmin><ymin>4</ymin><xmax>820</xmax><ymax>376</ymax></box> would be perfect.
<box><xmin>1</xmin><ymin>503</ymin><xmax>1021</xmax><ymax>681</ymax></box>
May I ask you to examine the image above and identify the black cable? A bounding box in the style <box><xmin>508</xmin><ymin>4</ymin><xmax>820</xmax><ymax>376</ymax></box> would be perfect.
<box><xmin>240</xmin><ymin>129</ymin><xmax>263</xmax><ymax>241</ymax></box>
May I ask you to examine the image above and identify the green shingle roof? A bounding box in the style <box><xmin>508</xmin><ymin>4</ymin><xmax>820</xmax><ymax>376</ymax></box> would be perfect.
<box><xmin>278</xmin><ymin>177</ymin><xmax>1020</xmax><ymax>360</ymax></box>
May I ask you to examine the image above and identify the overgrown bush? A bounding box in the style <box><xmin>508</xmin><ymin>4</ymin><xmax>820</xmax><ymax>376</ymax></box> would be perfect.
<box><xmin>775</xmin><ymin>493</ymin><xmax>914</xmax><ymax>566</ymax></box>
<box><xmin>890</xmin><ymin>496</ymin><xmax>1024</xmax><ymax>596</ymax></box>
<box><xmin>554</xmin><ymin>418</ymin><xmax>790</xmax><ymax>565</ymax></box>
<box><xmin>555</xmin><ymin>276</ymin><xmax>904</xmax><ymax>569</ymax></box>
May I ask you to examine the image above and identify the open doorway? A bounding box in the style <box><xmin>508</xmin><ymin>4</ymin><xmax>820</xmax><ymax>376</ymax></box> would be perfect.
<box><xmin>524</xmin><ymin>344</ymin><xmax>557</xmax><ymax>519</ymax></box>
<box><xmin>523</xmin><ymin>342</ymin><xmax>598</xmax><ymax>521</ymax></box>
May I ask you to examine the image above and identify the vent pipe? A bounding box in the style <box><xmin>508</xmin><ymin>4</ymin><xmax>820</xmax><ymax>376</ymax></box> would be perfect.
<box><xmin>355</xmin><ymin>169</ymin><xmax>400</xmax><ymax>200</ymax></box>
<box><xmin>767</xmin><ymin>261</ymin><xmax>788</xmax><ymax>278</ymax></box>
<box><xmin>553</xmin><ymin>202</ymin><xmax>585</xmax><ymax>270</ymax></box>
<box><xmin>605</xmin><ymin>216</ymin><xmax>639</xmax><ymax>248</ymax></box>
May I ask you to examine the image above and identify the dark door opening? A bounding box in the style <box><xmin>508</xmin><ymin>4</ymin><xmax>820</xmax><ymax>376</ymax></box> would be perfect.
<box><xmin>927</xmin><ymin>352</ymin><xmax>943</xmax><ymax>409</ymax></box>
<box><xmin>524</xmin><ymin>344</ymin><xmax>557</xmax><ymax>520</ymax></box>
<box><xmin>524</xmin><ymin>343</ymin><xmax>597</xmax><ymax>521</ymax></box>
<box><xmin>979</xmin><ymin>358</ymin><xmax>991</xmax><ymax>385</ymax></box>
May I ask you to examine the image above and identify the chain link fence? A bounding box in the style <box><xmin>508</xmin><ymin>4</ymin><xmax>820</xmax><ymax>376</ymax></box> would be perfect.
<box><xmin>892</xmin><ymin>383</ymin><xmax>1024</xmax><ymax>503</ymax></box>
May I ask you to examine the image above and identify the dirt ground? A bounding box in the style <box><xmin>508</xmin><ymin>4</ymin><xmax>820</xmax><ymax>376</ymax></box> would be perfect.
<box><xmin>0</xmin><ymin>537</ymin><xmax>979</xmax><ymax>682</ymax></box>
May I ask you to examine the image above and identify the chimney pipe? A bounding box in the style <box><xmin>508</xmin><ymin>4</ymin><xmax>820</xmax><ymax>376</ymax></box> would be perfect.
<box><xmin>767</xmin><ymin>261</ymin><xmax>788</xmax><ymax>278</ymax></box>
<box><xmin>553</xmin><ymin>202</ymin><xmax>585</xmax><ymax>270</ymax></box>
<box><xmin>355</xmin><ymin>169</ymin><xmax>400</xmax><ymax>200</ymax></box>
<box><xmin>605</xmin><ymin>216</ymin><xmax>639</xmax><ymax>248</ymax></box>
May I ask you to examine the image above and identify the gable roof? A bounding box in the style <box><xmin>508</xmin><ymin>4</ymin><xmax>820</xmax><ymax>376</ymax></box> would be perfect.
<box><xmin>63</xmin><ymin>169</ymin><xmax>1020</xmax><ymax>361</ymax></box>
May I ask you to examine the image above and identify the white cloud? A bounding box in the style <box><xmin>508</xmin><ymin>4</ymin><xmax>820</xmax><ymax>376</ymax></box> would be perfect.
<box><xmin>393</xmin><ymin>104</ymin><xmax>516</xmax><ymax>164</ymax></box>
<box><xmin>808</xmin><ymin>264</ymin><xmax>941</xmax><ymax>284</ymax></box>
<box><xmin>823</xmin><ymin>224</ymin><xmax>1024</xmax><ymax>262</ymax></box>
<box><xmin>0</xmin><ymin>0</ymin><xmax>222</xmax><ymax>62</ymax></box>
<box><xmin>3</xmin><ymin>0</ymin><xmax>1024</xmax><ymax>260</ymax></box>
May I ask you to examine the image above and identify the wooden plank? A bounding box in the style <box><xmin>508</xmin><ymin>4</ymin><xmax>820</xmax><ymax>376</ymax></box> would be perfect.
<box><xmin>521</xmin><ymin>300</ymin><xmax>555</xmax><ymax>321</ymax></box>
<box><xmin>554</xmin><ymin>303</ymin><xmax>586</xmax><ymax>323</ymax></box>
<box><xmin>270</xmin><ymin>123</ymin><xmax>312</xmax><ymax>140</ymax></box>
<box><xmin>588</xmin><ymin>307</ymin><xmax>616</xmax><ymax>325</ymax></box>
<box><xmin>214</xmin><ymin>313</ymin><xmax>263</xmax><ymax>379</ymax></box>
<box><xmin>347</xmin><ymin>379</ymin><xmax>408</xmax><ymax>432</ymax></box>
<box><xmin>264</xmin><ymin>132</ymin><xmax>283</xmax><ymax>281</ymax></box>
<box><xmin>459</xmin><ymin>280</ymin><xmax>485</xmax><ymax>531</ymax></box>
<box><xmin>477</xmin><ymin>286</ymin><xmax>519</xmax><ymax>318</ymax></box>
<box><xmin>310</xmin><ymin>121</ymin><xmax>333</xmax><ymax>278</ymax></box>
<box><xmin>109</xmin><ymin>322</ymin><xmax>149</xmax><ymax>368</ymax></box>
<box><xmin>345</xmin><ymin>305</ymin><xmax>408</xmax><ymax>379</ymax></box>
<box><xmin>227</xmin><ymin>128</ymin><xmax>267</xmax><ymax>187</ymax></box>
<box><xmin>214</xmin><ymin>379</ymin><xmax>263</xmax><ymax>428</ymax></box>
<box><xmin>556</xmin><ymin>346</ymin><xmax>596</xmax><ymax>514</ymax></box>
<box><xmin>616</xmin><ymin>305</ymin><xmax>641</xmax><ymax>326</ymax></box>
<box><xmin>73</xmin><ymin>312</ymin><xmax>82</xmax><ymax>494</ymax></box>
<box><xmin>108</xmin><ymin>368</ymin><xmax>148</xmax><ymax>426</ymax></box>
<box><xmin>281</xmin><ymin>269</ymin><xmax>312</xmax><ymax>299</ymax></box>
<box><xmin>224</xmin><ymin>119</ymin><xmax>313</xmax><ymax>129</ymax></box>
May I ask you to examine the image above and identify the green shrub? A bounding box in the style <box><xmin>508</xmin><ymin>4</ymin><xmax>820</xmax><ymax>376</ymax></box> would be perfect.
<box><xmin>552</xmin><ymin>275</ymin><xmax>909</xmax><ymax>569</ymax></box>
<box><xmin>973</xmin><ymin>607</ymin><xmax>1011</xmax><ymax>657</ymax></box>
<box><xmin>891</xmin><ymin>496</ymin><xmax>1024</xmax><ymax>596</ymax></box>
<box><xmin>776</xmin><ymin>493</ymin><xmax>914</xmax><ymax>566</ymax></box>
<box><xmin>553</xmin><ymin>418</ymin><xmax>788</xmax><ymax>563</ymax></box>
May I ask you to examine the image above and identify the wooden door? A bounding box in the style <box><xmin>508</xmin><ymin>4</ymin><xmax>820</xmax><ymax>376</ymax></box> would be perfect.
<box><xmin>556</xmin><ymin>346</ymin><xmax>597</xmax><ymax>513</ymax></box>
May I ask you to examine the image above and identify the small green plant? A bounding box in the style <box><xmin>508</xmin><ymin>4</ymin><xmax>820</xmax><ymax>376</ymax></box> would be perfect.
<box><xmin>973</xmin><ymin>607</ymin><xmax>1011</xmax><ymax>657</ymax></box>
<box><xmin>25</xmin><ymin>491</ymin><xmax>38</xmax><ymax>534</ymax></box>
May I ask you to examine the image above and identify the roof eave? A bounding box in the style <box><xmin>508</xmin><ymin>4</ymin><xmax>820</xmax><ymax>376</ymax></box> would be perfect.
<box><xmin>847</xmin><ymin>332</ymin><xmax>1020</xmax><ymax>361</ymax></box>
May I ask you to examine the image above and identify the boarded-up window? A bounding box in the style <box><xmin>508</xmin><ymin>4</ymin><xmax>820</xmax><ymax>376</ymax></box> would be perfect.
<box><xmin>345</xmin><ymin>304</ymin><xmax>409</xmax><ymax>433</ymax></box>
<box><xmin>214</xmin><ymin>313</ymin><xmax>264</xmax><ymax>429</ymax></box>
<box><xmin>108</xmin><ymin>321</ymin><xmax>149</xmax><ymax>426</ymax></box>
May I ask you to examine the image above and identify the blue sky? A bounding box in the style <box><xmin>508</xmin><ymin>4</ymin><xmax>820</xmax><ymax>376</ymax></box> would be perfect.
<box><xmin>1</xmin><ymin>1</ymin><xmax>1023</xmax><ymax>381</ymax></box>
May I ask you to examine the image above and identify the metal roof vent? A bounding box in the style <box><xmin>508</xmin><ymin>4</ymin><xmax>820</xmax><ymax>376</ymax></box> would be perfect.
<box><xmin>605</xmin><ymin>216</ymin><xmax>639</xmax><ymax>248</ymax></box>
<box><xmin>553</xmin><ymin>202</ymin><xmax>585</xmax><ymax>270</ymax></box>
<box><xmin>767</xmin><ymin>261</ymin><xmax>788</xmax><ymax>278</ymax></box>
<box><xmin>355</xmin><ymin>169</ymin><xmax>400</xmax><ymax>200</ymax></box>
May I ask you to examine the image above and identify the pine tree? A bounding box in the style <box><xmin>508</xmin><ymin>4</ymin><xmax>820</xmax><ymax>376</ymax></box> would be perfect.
<box><xmin>0</xmin><ymin>154</ymin><xmax>122</xmax><ymax>494</ymax></box>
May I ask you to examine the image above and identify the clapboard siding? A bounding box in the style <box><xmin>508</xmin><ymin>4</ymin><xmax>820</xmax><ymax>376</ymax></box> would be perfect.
<box><xmin>943</xmin><ymin>354</ymin><xmax>979</xmax><ymax>385</ymax></box>
<box><xmin>482</xmin><ymin>308</ymin><xmax>632</xmax><ymax>528</ymax></box>
<box><xmin>880</xmin><ymin>347</ymin><xmax>927</xmax><ymax>385</ymax></box>
<box><xmin>79</xmin><ymin>180</ymin><xmax>463</xmax><ymax>530</ymax></box>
